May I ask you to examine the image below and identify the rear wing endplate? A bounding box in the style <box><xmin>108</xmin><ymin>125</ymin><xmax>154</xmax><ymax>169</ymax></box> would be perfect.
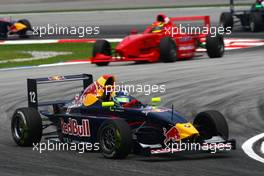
<box><xmin>27</xmin><ymin>74</ymin><xmax>93</xmax><ymax>110</ymax></box>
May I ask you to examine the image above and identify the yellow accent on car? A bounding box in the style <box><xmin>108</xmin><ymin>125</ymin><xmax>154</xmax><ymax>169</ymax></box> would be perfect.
<box><xmin>151</xmin><ymin>97</ymin><xmax>161</xmax><ymax>103</ymax></box>
<box><xmin>175</xmin><ymin>123</ymin><xmax>199</xmax><ymax>140</ymax></box>
<box><xmin>102</xmin><ymin>101</ymin><xmax>115</xmax><ymax>107</ymax></box>
<box><xmin>14</xmin><ymin>23</ymin><xmax>27</xmax><ymax>31</ymax></box>
<box><xmin>97</xmin><ymin>76</ymin><xmax>107</xmax><ymax>87</ymax></box>
<box><xmin>83</xmin><ymin>94</ymin><xmax>98</xmax><ymax>106</ymax></box>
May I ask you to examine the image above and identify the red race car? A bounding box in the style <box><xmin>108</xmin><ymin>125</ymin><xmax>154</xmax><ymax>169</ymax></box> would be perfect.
<box><xmin>91</xmin><ymin>14</ymin><xmax>225</xmax><ymax>66</ymax></box>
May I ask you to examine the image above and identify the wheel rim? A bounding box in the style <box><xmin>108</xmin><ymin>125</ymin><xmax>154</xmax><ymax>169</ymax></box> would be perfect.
<box><xmin>194</xmin><ymin>118</ymin><xmax>216</xmax><ymax>139</ymax></box>
<box><xmin>218</xmin><ymin>39</ymin><xmax>224</xmax><ymax>54</ymax></box>
<box><xmin>219</xmin><ymin>20</ymin><xmax>224</xmax><ymax>28</ymax></box>
<box><xmin>101</xmin><ymin>126</ymin><xmax>117</xmax><ymax>153</ymax></box>
<box><xmin>250</xmin><ymin>21</ymin><xmax>255</xmax><ymax>32</ymax></box>
<box><xmin>170</xmin><ymin>48</ymin><xmax>177</xmax><ymax>58</ymax></box>
<box><xmin>170</xmin><ymin>42</ymin><xmax>177</xmax><ymax>59</ymax></box>
<box><xmin>13</xmin><ymin>111</ymin><xmax>28</xmax><ymax>140</ymax></box>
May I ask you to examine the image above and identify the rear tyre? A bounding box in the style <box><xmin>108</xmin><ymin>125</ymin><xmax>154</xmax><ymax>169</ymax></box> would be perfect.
<box><xmin>0</xmin><ymin>22</ymin><xmax>8</xmax><ymax>39</ymax></box>
<box><xmin>98</xmin><ymin>119</ymin><xmax>132</xmax><ymax>159</ymax></box>
<box><xmin>206</xmin><ymin>33</ymin><xmax>225</xmax><ymax>58</ymax></box>
<box><xmin>219</xmin><ymin>12</ymin><xmax>234</xmax><ymax>32</ymax></box>
<box><xmin>160</xmin><ymin>37</ymin><xmax>178</xmax><ymax>62</ymax></box>
<box><xmin>193</xmin><ymin>110</ymin><xmax>229</xmax><ymax>140</ymax></box>
<box><xmin>93</xmin><ymin>40</ymin><xmax>111</xmax><ymax>66</ymax></box>
<box><xmin>11</xmin><ymin>107</ymin><xmax>42</xmax><ymax>146</ymax></box>
<box><xmin>17</xmin><ymin>19</ymin><xmax>32</xmax><ymax>38</ymax></box>
<box><xmin>249</xmin><ymin>12</ymin><xmax>263</xmax><ymax>32</ymax></box>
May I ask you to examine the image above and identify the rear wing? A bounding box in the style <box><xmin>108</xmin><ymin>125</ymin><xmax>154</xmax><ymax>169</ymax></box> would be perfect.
<box><xmin>27</xmin><ymin>74</ymin><xmax>93</xmax><ymax>110</ymax></box>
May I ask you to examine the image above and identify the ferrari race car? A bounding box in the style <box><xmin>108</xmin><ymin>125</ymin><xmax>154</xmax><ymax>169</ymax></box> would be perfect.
<box><xmin>0</xmin><ymin>18</ymin><xmax>33</xmax><ymax>39</ymax></box>
<box><xmin>11</xmin><ymin>74</ymin><xmax>235</xmax><ymax>159</ymax></box>
<box><xmin>91</xmin><ymin>15</ymin><xmax>225</xmax><ymax>66</ymax></box>
<box><xmin>220</xmin><ymin>0</ymin><xmax>264</xmax><ymax>32</ymax></box>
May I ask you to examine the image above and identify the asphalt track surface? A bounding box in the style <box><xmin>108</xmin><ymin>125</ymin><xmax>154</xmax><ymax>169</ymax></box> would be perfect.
<box><xmin>2</xmin><ymin>6</ymin><xmax>262</xmax><ymax>39</ymax></box>
<box><xmin>1</xmin><ymin>7</ymin><xmax>264</xmax><ymax>176</ymax></box>
<box><xmin>0</xmin><ymin>0</ymin><xmax>253</xmax><ymax>13</ymax></box>
<box><xmin>1</xmin><ymin>44</ymin><xmax>264</xmax><ymax>176</ymax></box>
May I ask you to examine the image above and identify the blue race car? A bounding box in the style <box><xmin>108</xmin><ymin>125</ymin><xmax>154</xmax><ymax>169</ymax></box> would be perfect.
<box><xmin>11</xmin><ymin>74</ymin><xmax>235</xmax><ymax>159</ymax></box>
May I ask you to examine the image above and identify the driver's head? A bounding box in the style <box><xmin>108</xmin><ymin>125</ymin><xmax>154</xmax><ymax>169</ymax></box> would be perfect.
<box><xmin>112</xmin><ymin>91</ymin><xmax>132</xmax><ymax>106</ymax></box>
<box><xmin>257</xmin><ymin>0</ymin><xmax>263</xmax><ymax>3</ymax></box>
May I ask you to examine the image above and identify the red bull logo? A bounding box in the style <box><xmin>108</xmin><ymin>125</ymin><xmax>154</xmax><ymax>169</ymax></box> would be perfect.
<box><xmin>61</xmin><ymin>118</ymin><xmax>91</xmax><ymax>137</ymax></box>
<box><xmin>48</xmin><ymin>75</ymin><xmax>65</xmax><ymax>81</ymax></box>
<box><xmin>163</xmin><ymin>126</ymin><xmax>180</xmax><ymax>144</ymax></box>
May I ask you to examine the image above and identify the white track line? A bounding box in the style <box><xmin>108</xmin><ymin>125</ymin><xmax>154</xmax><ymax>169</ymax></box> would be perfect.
<box><xmin>242</xmin><ymin>133</ymin><xmax>264</xmax><ymax>163</ymax></box>
<box><xmin>261</xmin><ymin>142</ymin><xmax>264</xmax><ymax>154</ymax></box>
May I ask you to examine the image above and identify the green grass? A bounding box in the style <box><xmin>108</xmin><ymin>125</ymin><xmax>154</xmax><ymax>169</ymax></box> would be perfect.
<box><xmin>0</xmin><ymin>43</ymin><xmax>94</xmax><ymax>68</ymax></box>
<box><xmin>0</xmin><ymin>50</ymin><xmax>32</xmax><ymax>60</ymax></box>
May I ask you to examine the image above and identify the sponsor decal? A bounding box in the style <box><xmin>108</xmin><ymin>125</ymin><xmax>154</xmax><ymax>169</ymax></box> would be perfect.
<box><xmin>142</xmin><ymin>108</ymin><xmax>170</xmax><ymax>115</ymax></box>
<box><xmin>48</xmin><ymin>75</ymin><xmax>65</xmax><ymax>81</ymax></box>
<box><xmin>179</xmin><ymin>36</ymin><xmax>193</xmax><ymax>42</ymax></box>
<box><xmin>61</xmin><ymin>118</ymin><xmax>91</xmax><ymax>137</ymax></box>
<box><xmin>163</xmin><ymin>126</ymin><xmax>180</xmax><ymax>144</ymax></box>
<box><xmin>178</xmin><ymin>45</ymin><xmax>195</xmax><ymax>51</ymax></box>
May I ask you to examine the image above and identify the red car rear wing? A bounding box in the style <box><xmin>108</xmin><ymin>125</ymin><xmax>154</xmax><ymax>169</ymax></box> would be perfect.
<box><xmin>169</xmin><ymin>15</ymin><xmax>211</xmax><ymax>37</ymax></box>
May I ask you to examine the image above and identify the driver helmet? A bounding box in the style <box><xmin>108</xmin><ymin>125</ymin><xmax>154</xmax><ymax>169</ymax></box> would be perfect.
<box><xmin>156</xmin><ymin>14</ymin><xmax>170</xmax><ymax>24</ymax></box>
<box><xmin>151</xmin><ymin>21</ymin><xmax>164</xmax><ymax>33</ymax></box>
<box><xmin>112</xmin><ymin>91</ymin><xmax>132</xmax><ymax>106</ymax></box>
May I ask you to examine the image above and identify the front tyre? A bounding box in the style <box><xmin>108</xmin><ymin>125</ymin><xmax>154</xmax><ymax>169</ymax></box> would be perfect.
<box><xmin>249</xmin><ymin>12</ymin><xmax>263</xmax><ymax>32</ymax></box>
<box><xmin>193</xmin><ymin>110</ymin><xmax>229</xmax><ymax>140</ymax></box>
<box><xmin>93</xmin><ymin>40</ymin><xmax>111</xmax><ymax>66</ymax></box>
<box><xmin>206</xmin><ymin>33</ymin><xmax>225</xmax><ymax>58</ymax></box>
<box><xmin>160</xmin><ymin>37</ymin><xmax>178</xmax><ymax>62</ymax></box>
<box><xmin>98</xmin><ymin>119</ymin><xmax>132</xmax><ymax>159</ymax></box>
<box><xmin>11</xmin><ymin>107</ymin><xmax>42</xmax><ymax>146</ymax></box>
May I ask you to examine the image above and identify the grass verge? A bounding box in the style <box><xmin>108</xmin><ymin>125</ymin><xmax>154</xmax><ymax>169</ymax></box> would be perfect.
<box><xmin>0</xmin><ymin>42</ymin><xmax>112</xmax><ymax>68</ymax></box>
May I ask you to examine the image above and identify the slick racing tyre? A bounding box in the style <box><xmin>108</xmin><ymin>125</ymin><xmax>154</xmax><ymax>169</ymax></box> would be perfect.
<box><xmin>17</xmin><ymin>19</ymin><xmax>32</xmax><ymax>38</ymax></box>
<box><xmin>93</xmin><ymin>40</ymin><xmax>111</xmax><ymax>66</ymax></box>
<box><xmin>249</xmin><ymin>13</ymin><xmax>263</xmax><ymax>32</ymax></box>
<box><xmin>98</xmin><ymin>119</ymin><xmax>132</xmax><ymax>159</ymax></box>
<box><xmin>193</xmin><ymin>110</ymin><xmax>229</xmax><ymax>140</ymax></box>
<box><xmin>206</xmin><ymin>33</ymin><xmax>225</xmax><ymax>58</ymax></box>
<box><xmin>160</xmin><ymin>37</ymin><xmax>178</xmax><ymax>62</ymax></box>
<box><xmin>219</xmin><ymin>12</ymin><xmax>234</xmax><ymax>32</ymax></box>
<box><xmin>11</xmin><ymin>107</ymin><xmax>42</xmax><ymax>146</ymax></box>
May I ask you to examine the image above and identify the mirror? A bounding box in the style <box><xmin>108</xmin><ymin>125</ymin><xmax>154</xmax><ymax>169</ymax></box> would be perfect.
<box><xmin>102</xmin><ymin>101</ymin><xmax>115</xmax><ymax>107</ymax></box>
<box><xmin>151</xmin><ymin>97</ymin><xmax>161</xmax><ymax>103</ymax></box>
<box><xmin>130</xmin><ymin>28</ymin><xmax>138</xmax><ymax>34</ymax></box>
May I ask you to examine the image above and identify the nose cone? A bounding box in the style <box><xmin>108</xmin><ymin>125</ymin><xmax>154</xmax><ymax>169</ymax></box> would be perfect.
<box><xmin>175</xmin><ymin>123</ymin><xmax>199</xmax><ymax>140</ymax></box>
